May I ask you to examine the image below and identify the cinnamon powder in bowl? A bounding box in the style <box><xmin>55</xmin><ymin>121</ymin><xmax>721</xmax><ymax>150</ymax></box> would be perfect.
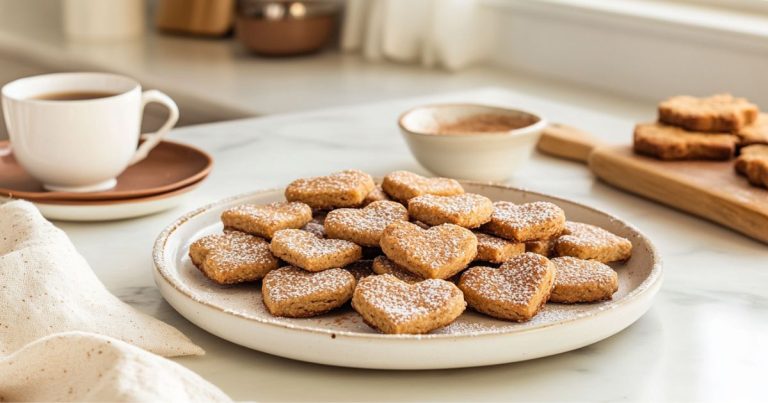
<box><xmin>398</xmin><ymin>104</ymin><xmax>547</xmax><ymax>181</ymax></box>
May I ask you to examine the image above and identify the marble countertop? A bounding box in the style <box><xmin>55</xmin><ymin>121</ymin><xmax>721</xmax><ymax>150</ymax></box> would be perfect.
<box><xmin>54</xmin><ymin>88</ymin><xmax>767</xmax><ymax>401</ymax></box>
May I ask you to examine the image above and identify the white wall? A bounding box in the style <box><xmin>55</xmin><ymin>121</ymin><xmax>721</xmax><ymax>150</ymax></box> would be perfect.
<box><xmin>487</xmin><ymin>1</ymin><xmax>768</xmax><ymax>107</ymax></box>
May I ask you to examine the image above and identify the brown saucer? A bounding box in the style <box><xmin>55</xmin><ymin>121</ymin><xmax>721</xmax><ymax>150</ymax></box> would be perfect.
<box><xmin>0</xmin><ymin>140</ymin><xmax>213</xmax><ymax>201</ymax></box>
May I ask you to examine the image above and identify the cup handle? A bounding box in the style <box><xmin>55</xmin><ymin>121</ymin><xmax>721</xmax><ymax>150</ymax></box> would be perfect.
<box><xmin>129</xmin><ymin>89</ymin><xmax>179</xmax><ymax>165</ymax></box>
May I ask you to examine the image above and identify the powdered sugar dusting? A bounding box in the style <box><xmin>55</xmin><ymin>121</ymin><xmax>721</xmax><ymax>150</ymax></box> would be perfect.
<box><xmin>462</xmin><ymin>253</ymin><xmax>552</xmax><ymax>305</ymax></box>
<box><xmin>410</xmin><ymin>193</ymin><xmax>492</xmax><ymax>216</ymax></box>
<box><xmin>193</xmin><ymin>231</ymin><xmax>277</xmax><ymax>271</ymax></box>
<box><xmin>325</xmin><ymin>201</ymin><xmax>408</xmax><ymax>241</ymax></box>
<box><xmin>382</xmin><ymin>171</ymin><xmax>465</xmax><ymax>200</ymax></box>
<box><xmin>271</xmin><ymin>229</ymin><xmax>360</xmax><ymax>259</ymax></box>
<box><xmin>263</xmin><ymin>266</ymin><xmax>354</xmax><ymax>303</ymax></box>
<box><xmin>490</xmin><ymin>201</ymin><xmax>563</xmax><ymax>230</ymax></box>
<box><xmin>551</xmin><ymin>256</ymin><xmax>616</xmax><ymax>287</ymax></box>
<box><xmin>559</xmin><ymin>222</ymin><xmax>627</xmax><ymax>248</ymax></box>
<box><xmin>356</xmin><ymin>275</ymin><xmax>459</xmax><ymax>324</ymax></box>
<box><xmin>382</xmin><ymin>221</ymin><xmax>476</xmax><ymax>271</ymax></box>
<box><xmin>286</xmin><ymin>170</ymin><xmax>373</xmax><ymax>197</ymax></box>
<box><xmin>225</xmin><ymin>202</ymin><xmax>310</xmax><ymax>227</ymax></box>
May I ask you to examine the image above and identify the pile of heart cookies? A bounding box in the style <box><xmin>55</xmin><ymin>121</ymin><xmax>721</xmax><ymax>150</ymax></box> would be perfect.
<box><xmin>189</xmin><ymin>169</ymin><xmax>632</xmax><ymax>334</ymax></box>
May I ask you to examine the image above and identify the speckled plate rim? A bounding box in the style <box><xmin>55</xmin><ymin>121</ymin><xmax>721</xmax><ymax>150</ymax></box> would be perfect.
<box><xmin>153</xmin><ymin>181</ymin><xmax>663</xmax><ymax>341</ymax></box>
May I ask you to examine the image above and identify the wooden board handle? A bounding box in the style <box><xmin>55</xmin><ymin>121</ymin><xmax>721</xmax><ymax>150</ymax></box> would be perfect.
<box><xmin>537</xmin><ymin>124</ymin><xmax>606</xmax><ymax>163</ymax></box>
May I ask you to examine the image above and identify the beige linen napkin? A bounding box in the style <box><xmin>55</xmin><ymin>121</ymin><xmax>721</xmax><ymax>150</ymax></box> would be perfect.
<box><xmin>0</xmin><ymin>331</ymin><xmax>230</xmax><ymax>402</ymax></box>
<box><xmin>0</xmin><ymin>200</ymin><xmax>203</xmax><ymax>357</ymax></box>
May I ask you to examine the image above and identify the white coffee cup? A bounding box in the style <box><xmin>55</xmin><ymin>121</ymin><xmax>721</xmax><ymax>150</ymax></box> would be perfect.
<box><xmin>1</xmin><ymin>72</ymin><xmax>179</xmax><ymax>192</ymax></box>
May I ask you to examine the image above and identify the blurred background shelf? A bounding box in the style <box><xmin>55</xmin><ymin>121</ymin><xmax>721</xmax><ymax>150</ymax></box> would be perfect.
<box><xmin>0</xmin><ymin>0</ymin><xmax>651</xmax><ymax>140</ymax></box>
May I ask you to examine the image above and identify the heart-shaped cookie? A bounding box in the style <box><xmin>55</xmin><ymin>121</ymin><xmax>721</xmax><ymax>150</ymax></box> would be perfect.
<box><xmin>270</xmin><ymin>229</ymin><xmax>362</xmax><ymax>272</ymax></box>
<box><xmin>324</xmin><ymin>201</ymin><xmax>409</xmax><ymax>247</ymax></box>
<box><xmin>482</xmin><ymin>201</ymin><xmax>566</xmax><ymax>242</ymax></box>
<box><xmin>408</xmin><ymin>193</ymin><xmax>493</xmax><ymax>228</ymax></box>
<box><xmin>379</xmin><ymin>221</ymin><xmax>477</xmax><ymax>279</ymax></box>
<box><xmin>221</xmin><ymin>201</ymin><xmax>313</xmax><ymax>239</ymax></box>
<box><xmin>550</xmin><ymin>256</ymin><xmax>618</xmax><ymax>303</ymax></box>
<box><xmin>189</xmin><ymin>231</ymin><xmax>279</xmax><ymax>285</ymax></box>
<box><xmin>554</xmin><ymin>221</ymin><xmax>632</xmax><ymax>263</ymax></box>
<box><xmin>352</xmin><ymin>274</ymin><xmax>466</xmax><ymax>334</ymax></box>
<box><xmin>381</xmin><ymin>171</ymin><xmax>464</xmax><ymax>202</ymax></box>
<box><xmin>262</xmin><ymin>266</ymin><xmax>356</xmax><ymax>317</ymax></box>
<box><xmin>285</xmin><ymin>169</ymin><xmax>375</xmax><ymax>209</ymax></box>
<box><xmin>458</xmin><ymin>252</ymin><xmax>555</xmax><ymax>321</ymax></box>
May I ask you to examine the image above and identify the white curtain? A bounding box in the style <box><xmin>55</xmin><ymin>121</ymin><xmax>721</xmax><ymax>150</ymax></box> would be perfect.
<box><xmin>341</xmin><ymin>0</ymin><xmax>495</xmax><ymax>71</ymax></box>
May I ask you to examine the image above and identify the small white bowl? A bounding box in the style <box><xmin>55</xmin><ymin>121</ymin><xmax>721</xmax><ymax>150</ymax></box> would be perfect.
<box><xmin>398</xmin><ymin>104</ymin><xmax>547</xmax><ymax>181</ymax></box>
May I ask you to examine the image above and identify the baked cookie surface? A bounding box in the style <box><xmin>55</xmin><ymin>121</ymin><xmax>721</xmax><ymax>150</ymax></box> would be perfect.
<box><xmin>482</xmin><ymin>201</ymin><xmax>565</xmax><ymax>242</ymax></box>
<box><xmin>737</xmin><ymin>113</ymin><xmax>768</xmax><ymax>146</ymax></box>
<box><xmin>189</xmin><ymin>231</ymin><xmax>279</xmax><ymax>285</ymax></box>
<box><xmin>380</xmin><ymin>221</ymin><xmax>478</xmax><ymax>280</ymax></box>
<box><xmin>550</xmin><ymin>257</ymin><xmax>618</xmax><ymax>303</ymax></box>
<box><xmin>221</xmin><ymin>201</ymin><xmax>312</xmax><ymax>239</ymax></box>
<box><xmin>474</xmin><ymin>232</ymin><xmax>524</xmax><ymax>264</ymax></box>
<box><xmin>633</xmin><ymin>122</ymin><xmax>737</xmax><ymax>160</ymax></box>
<box><xmin>408</xmin><ymin>193</ymin><xmax>493</xmax><ymax>228</ymax></box>
<box><xmin>381</xmin><ymin>171</ymin><xmax>464</xmax><ymax>202</ymax></box>
<box><xmin>351</xmin><ymin>274</ymin><xmax>466</xmax><ymax>334</ymax></box>
<box><xmin>658</xmin><ymin>94</ymin><xmax>758</xmax><ymax>132</ymax></box>
<box><xmin>554</xmin><ymin>222</ymin><xmax>632</xmax><ymax>263</ymax></box>
<box><xmin>324</xmin><ymin>200</ymin><xmax>409</xmax><ymax>247</ymax></box>
<box><xmin>285</xmin><ymin>169</ymin><xmax>375</xmax><ymax>209</ymax></box>
<box><xmin>372</xmin><ymin>256</ymin><xmax>424</xmax><ymax>283</ymax></box>
<box><xmin>262</xmin><ymin>266</ymin><xmax>356</xmax><ymax>318</ymax></box>
<box><xmin>735</xmin><ymin>144</ymin><xmax>768</xmax><ymax>188</ymax></box>
<box><xmin>458</xmin><ymin>253</ymin><xmax>555</xmax><ymax>322</ymax></box>
<box><xmin>270</xmin><ymin>229</ymin><xmax>362</xmax><ymax>272</ymax></box>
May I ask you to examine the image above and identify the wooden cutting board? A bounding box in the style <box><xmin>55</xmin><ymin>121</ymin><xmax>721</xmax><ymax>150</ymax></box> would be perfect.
<box><xmin>537</xmin><ymin>124</ymin><xmax>768</xmax><ymax>244</ymax></box>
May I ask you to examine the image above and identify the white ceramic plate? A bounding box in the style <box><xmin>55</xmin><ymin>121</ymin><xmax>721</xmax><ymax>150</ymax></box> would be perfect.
<box><xmin>34</xmin><ymin>180</ymin><xmax>203</xmax><ymax>222</ymax></box>
<box><xmin>153</xmin><ymin>183</ymin><xmax>662</xmax><ymax>370</ymax></box>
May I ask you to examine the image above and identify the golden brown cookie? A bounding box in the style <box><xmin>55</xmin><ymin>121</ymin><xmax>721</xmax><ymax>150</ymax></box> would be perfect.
<box><xmin>735</xmin><ymin>144</ymin><xmax>768</xmax><ymax>188</ymax></box>
<box><xmin>343</xmin><ymin>259</ymin><xmax>375</xmax><ymax>282</ymax></box>
<box><xmin>262</xmin><ymin>266</ymin><xmax>356</xmax><ymax>318</ymax></box>
<box><xmin>351</xmin><ymin>274</ymin><xmax>466</xmax><ymax>334</ymax></box>
<box><xmin>482</xmin><ymin>201</ymin><xmax>566</xmax><ymax>242</ymax></box>
<box><xmin>270</xmin><ymin>229</ymin><xmax>362</xmax><ymax>272</ymax></box>
<box><xmin>525</xmin><ymin>237</ymin><xmax>556</xmax><ymax>257</ymax></box>
<box><xmin>737</xmin><ymin>113</ymin><xmax>768</xmax><ymax>146</ymax></box>
<box><xmin>550</xmin><ymin>257</ymin><xmax>618</xmax><ymax>303</ymax></box>
<box><xmin>633</xmin><ymin>122</ymin><xmax>737</xmax><ymax>160</ymax></box>
<box><xmin>381</xmin><ymin>170</ymin><xmax>464</xmax><ymax>202</ymax></box>
<box><xmin>221</xmin><ymin>202</ymin><xmax>312</xmax><ymax>239</ymax></box>
<box><xmin>658</xmin><ymin>94</ymin><xmax>758</xmax><ymax>132</ymax></box>
<box><xmin>324</xmin><ymin>201</ymin><xmax>409</xmax><ymax>247</ymax></box>
<box><xmin>408</xmin><ymin>193</ymin><xmax>493</xmax><ymax>228</ymax></box>
<box><xmin>372</xmin><ymin>256</ymin><xmax>424</xmax><ymax>283</ymax></box>
<box><xmin>458</xmin><ymin>253</ymin><xmax>555</xmax><ymax>322</ymax></box>
<box><xmin>554</xmin><ymin>222</ymin><xmax>632</xmax><ymax>263</ymax></box>
<box><xmin>380</xmin><ymin>221</ymin><xmax>478</xmax><ymax>280</ymax></box>
<box><xmin>285</xmin><ymin>169</ymin><xmax>375</xmax><ymax>209</ymax></box>
<box><xmin>363</xmin><ymin>185</ymin><xmax>391</xmax><ymax>206</ymax></box>
<box><xmin>474</xmin><ymin>232</ymin><xmax>524</xmax><ymax>264</ymax></box>
<box><xmin>189</xmin><ymin>231</ymin><xmax>279</xmax><ymax>285</ymax></box>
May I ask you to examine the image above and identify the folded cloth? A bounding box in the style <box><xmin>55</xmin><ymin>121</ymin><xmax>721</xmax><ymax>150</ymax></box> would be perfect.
<box><xmin>0</xmin><ymin>200</ymin><xmax>203</xmax><ymax>357</ymax></box>
<box><xmin>0</xmin><ymin>331</ymin><xmax>230</xmax><ymax>402</ymax></box>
